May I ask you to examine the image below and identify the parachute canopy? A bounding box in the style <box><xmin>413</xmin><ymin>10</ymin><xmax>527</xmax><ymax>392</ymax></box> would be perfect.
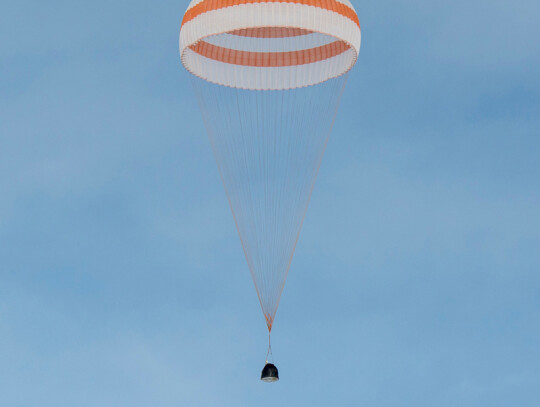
<box><xmin>180</xmin><ymin>0</ymin><xmax>361</xmax><ymax>333</ymax></box>
<box><xmin>180</xmin><ymin>0</ymin><xmax>361</xmax><ymax>90</ymax></box>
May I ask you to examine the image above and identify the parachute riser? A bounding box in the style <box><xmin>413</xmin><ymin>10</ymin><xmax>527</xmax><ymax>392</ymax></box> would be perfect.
<box><xmin>265</xmin><ymin>331</ymin><xmax>274</xmax><ymax>363</ymax></box>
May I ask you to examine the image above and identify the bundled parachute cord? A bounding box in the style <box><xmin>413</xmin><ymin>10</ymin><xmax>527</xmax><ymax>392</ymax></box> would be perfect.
<box><xmin>266</xmin><ymin>331</ymin><xmax>273</xmax><ymax>363</ymax></box>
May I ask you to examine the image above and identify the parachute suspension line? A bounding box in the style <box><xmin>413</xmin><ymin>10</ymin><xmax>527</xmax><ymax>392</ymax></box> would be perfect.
<box><xmin>191</xmin><ymin>72</ymin><xmax>350</xmax><ymax>333</ymax></box>
<box><xmin>266</xmin><ymin>331</ymin><xmax>273</xmax><ymax>363</ymax></box>
<box><xmin>270</xmin><ymin>73</ymin><xmax>349</xmax><ymax>321</ymax></box>
<box><xmin>187</xmin><ymin>21</ymin><xmax>358</xmax><ymax>341</ymax></box>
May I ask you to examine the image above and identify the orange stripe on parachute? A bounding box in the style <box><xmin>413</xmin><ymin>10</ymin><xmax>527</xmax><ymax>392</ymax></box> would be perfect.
<box><xmin>189</xmin><ymin>40</ymin><xmax>349</xmax><ymax>67</ymax></box>
<box><xmin>229</xmin><ymin>27</ymin><xmax>313</xmax><ymax>38</ymax></box>
<box><xmin>182</xmin><ymin>0</ymin><xmax>361</xmax><ymax>29</ymax></box>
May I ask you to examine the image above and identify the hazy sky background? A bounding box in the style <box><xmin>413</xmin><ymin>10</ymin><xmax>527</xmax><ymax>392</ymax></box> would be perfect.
<box><xmin>1</xmin><ymin>0</ymin><xmax>539</xmax><ymax>406</ymax></box>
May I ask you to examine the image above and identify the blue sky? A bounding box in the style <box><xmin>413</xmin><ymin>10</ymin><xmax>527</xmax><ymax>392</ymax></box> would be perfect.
<box><xmin>1</xmin><ymin>0</ymin><xmax>539</xmax><ymax>406</ymax></box>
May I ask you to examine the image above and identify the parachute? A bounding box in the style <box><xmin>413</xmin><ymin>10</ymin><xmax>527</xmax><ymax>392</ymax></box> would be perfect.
<box><xmin>179</xmin><ymin>0</ymin><xmax>361</xmax><ymax>379</ymax></box>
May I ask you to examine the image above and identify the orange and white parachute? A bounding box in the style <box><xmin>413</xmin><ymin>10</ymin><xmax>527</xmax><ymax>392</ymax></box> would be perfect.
<box><xmin>180</xmin><ymin>0</ymin><xmax>360</xmax><ymax>90</ymax></box>
<box><xmin>180</xmin><ymin>0</ymin><xmax>361</xmax><ymax>348</ymax></box>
